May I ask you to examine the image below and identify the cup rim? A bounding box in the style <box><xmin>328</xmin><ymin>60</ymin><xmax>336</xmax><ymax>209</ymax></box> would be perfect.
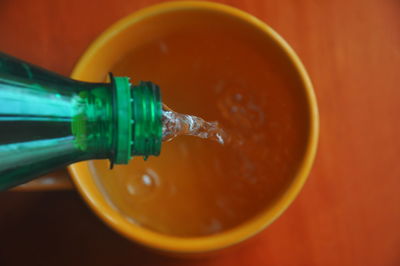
<box><xmin>68</xmin><ymin>1</ymin><xmax>319</xmax><ymax>254</ymax></box>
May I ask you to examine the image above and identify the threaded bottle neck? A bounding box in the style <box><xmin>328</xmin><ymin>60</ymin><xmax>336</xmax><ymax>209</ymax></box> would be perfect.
<box><xmin>112</xmin><ymin>77</ymin><xmax>162</xmax><ymax>164</ymax></box>
<box><xmin>131</xmin><ymin>81</ymin><xmax>162</xmax><ymax>158</ymax></box>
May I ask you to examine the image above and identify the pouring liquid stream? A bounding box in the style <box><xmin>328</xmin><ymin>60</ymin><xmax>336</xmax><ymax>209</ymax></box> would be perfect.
<box><xmin>162</xmin><ymin>104</ymin><xmax>230</xmax><ymax>145</ymax></box>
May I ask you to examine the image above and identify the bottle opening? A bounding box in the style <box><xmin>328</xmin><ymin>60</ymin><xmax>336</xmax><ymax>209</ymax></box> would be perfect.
<box><xmin>130</xmin><ymin>81</ymin><xmax>162</xmax><ymax>157</ymax></box>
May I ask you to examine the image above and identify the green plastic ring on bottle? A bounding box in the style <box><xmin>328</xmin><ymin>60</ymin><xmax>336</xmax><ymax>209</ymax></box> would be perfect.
<box><xmin>113</xmin><ymin>77</ymin><xmax>132</xmax><ymax>164</ymax></box>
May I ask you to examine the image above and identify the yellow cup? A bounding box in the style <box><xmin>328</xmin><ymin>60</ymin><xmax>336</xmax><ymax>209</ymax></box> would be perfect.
<box><xmin>68</xmin><ymin>1</ymin><xmax>318</xmax><ymax>255</ymax></box>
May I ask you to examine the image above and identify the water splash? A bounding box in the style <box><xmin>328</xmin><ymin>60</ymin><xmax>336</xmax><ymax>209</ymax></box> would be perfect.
<box><xmin>162</xmin><ymin>105</ymin><xmax>229</xmax><ymax>144</ymax></box>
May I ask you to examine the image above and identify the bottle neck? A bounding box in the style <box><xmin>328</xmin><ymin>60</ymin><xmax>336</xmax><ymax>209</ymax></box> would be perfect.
<box><xmin>130</xmin><ymin>81</ymin><xmax>162</xmax><ymax>157</ymax></box>
<box><xmin>71</xmin><ymin>82</ymin><xmax>114</xmax><ymax>159</ymax></box>
<box><xmin>110</xmin><ymin>77</ymin><xmax>162</xmax><ymax>164</ymax></box>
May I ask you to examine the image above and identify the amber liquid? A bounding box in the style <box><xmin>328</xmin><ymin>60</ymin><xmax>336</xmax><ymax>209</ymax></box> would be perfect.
<box><xmin>90</xmin><ymin>25</ymin><xmax>309</xmax><ymax>237</ymax></box>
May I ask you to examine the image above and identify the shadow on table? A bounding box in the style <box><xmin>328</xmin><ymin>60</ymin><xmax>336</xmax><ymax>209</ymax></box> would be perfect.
<box><xmin>0</xmin><ymin>191</ymin><xmax>219</xmax><ymax>266</ymax></box>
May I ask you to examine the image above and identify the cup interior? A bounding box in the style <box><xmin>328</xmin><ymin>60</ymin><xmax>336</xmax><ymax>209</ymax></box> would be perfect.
<box><xmin>69</xmin><ymin>1</ymin><xmax>318</xmax><ymax>254</ymax></box>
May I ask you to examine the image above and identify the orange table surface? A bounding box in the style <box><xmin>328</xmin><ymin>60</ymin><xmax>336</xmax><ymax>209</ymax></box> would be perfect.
<box><xmin>0</xmin><ymin>0</ymin><xmax>399</xmax><ymax>265</ymax></box>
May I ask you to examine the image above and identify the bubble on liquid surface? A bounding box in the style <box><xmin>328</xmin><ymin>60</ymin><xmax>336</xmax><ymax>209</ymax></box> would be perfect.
<box><xmin>205</xmin><ymin>218</ymin><xmax>222</xmax><ymax>234</ymax></box>
<box><xmin>126</xmin><ymin>168</ymin><xmax>160</xmax><ymax>198</ymax></box>
<box><xmin>218</xmin><ymin>91</ymin><xmax>265</xmax><ymax>129</ymax></box>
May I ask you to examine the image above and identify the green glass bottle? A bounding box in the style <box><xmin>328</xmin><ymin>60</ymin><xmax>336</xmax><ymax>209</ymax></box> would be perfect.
<box><xmin>0</xmin><ymin>52</ymin><xmax>162</xmax><ymax>190</ymax></box>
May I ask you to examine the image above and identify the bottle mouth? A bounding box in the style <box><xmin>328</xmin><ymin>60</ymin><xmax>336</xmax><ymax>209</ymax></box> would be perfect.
<box><xmin>130</xmin><ymin>81</ymin><xmax>162</xmax><ymax>158</ymax></box>
<box><xmin>112</xmin><ymin>77</ymin><xmax>162</xmax><ymax>165</ymax></box>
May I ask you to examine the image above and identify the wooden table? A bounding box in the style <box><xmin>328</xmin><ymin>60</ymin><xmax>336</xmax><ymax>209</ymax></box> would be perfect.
<box><xmin>0</xmin><ymin>0</ymin><xmax>399</xmax><ymax>265</ymax></box>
